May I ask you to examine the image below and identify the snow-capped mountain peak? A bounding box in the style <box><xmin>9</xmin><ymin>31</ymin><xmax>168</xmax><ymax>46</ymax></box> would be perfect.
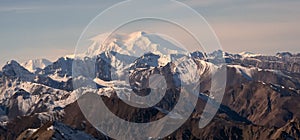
<box><xmin>239</xmin><ymin>51</ymin><xmax>261</xmax><ymax>58</ymax></box>
<box><xmin>21</xmin><ymin>59</ymin><xmax>52</xmax><ymax>73</ymax></box>
<box><xmin>3</xmin><ymin>60</ymin><xmax>30</xmax><ymax>74</ymax></box>
<box><xmin>2</xmin><ymin>60</ymin><xmax>35</xmax><ymax>81</ymax></box>
<box><xmin>86</xmin><ymin>31</ymin><xmax>187</xmax><ymax>58</ymax></box>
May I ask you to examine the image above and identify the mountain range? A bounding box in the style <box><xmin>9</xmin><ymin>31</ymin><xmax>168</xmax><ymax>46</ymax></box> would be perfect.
<box><xmin>0</xmin><ymin>31</ymin><xmax>300</xmax><ymax>140</ymax></box>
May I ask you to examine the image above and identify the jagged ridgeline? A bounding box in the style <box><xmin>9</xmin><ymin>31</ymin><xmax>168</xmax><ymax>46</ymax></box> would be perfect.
<box><xmin>0</xmin><ymin>32</ymin><xmax>300</xmax><ymax>139</ymax></box>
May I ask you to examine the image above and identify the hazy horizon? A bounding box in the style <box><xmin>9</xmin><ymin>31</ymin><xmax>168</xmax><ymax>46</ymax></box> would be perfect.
<box><xmin>1</xmin><ymin>0</ymin><xmax>299</xmax><ymax>67</ymax></box>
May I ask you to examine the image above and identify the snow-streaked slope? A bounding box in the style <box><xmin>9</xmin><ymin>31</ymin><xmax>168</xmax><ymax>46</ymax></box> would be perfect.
<box><xmin>52</xmin><ymin>122</ymin><xmax>97</xmax><ymax>140</ymax></box>
<box><xmin>21</xmin><ymin>59</ymin><xmax>52</xmax><ymax>73</ymax></box>
<box><xmin>227</xmin><ymin>65</ymin><xmax>258</xmax><ymax>80</ymax></box>
<box><xmin>41</xmin><ymin>57</ymin><xmax>73</xmax><ymax>81</ymax></box>
<box><xmin>48</xmin><ymin>74</ymin><xmax>70</xmax><ymax>82</ymax></box>
<box><xmin>0</xmin><ymin>80</ymin><xmax>69</xmax><ymax>119</ymax></box>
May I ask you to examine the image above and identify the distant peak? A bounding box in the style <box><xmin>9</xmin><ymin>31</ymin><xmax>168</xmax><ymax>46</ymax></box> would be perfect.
<box><xmin>86</xmin><ymin>31</ymin><xmax>186</xmax><ymax>57</ymax></box>
<box><xmin>21</xmin><ymin>59</ymin><xmax>52</xmax><ymax>73</ymax></box>
<box><xmin>2</xmin><ymin>59</ymin><xmax>34</xmax><ymax>78</ymax></box>
<box><xmin>276</xmin><ymin>52</ymin><xmax>292</xmax><ymax>57</ymax></box>
<box><xmin>239</xmin><ymin>51</ymin><xmax>255</xmax><ymax>55</ymax></box>
<box><xmin>239</xmin><ymin>51</ymin><xmax>261</xmax><ymax>57</ymax></box>
<box><xmin>132</xmin><ymin>31</ymin><xmax>147</xmax><ymax>35</ymax></box>
<box><xmin>128</xmin><ymin>31</ymin><xmax>148</xmax><ymax>38</ymax></box>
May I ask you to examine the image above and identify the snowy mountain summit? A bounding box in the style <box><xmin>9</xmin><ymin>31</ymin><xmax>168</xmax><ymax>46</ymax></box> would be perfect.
<box><xmin>21</xmin><ymin>59</ymin><xmax>52</xmax><ymax>73</ymax></box>
<box><xmin>239</xmin><ymin>51</ymin><xmax>261</xmax><ymax>58</ymax></box>
<box><xmin>86</xmin><ymin>31</ymin><xmax>188</xmax><ymax>66</ymax></box>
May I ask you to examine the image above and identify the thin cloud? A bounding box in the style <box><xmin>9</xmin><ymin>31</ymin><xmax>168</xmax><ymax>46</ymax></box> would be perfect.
<box><xmin>0</xmin><ymin>6</ymin><xmax>41</xmax><ymax>13</ymax></box>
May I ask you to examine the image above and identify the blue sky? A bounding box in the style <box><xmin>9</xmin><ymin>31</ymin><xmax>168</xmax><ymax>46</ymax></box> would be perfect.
<box><xmin>0</xmin><ymin>0</ymin><xmax>299</xmax><ymax>66</ymax></box>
